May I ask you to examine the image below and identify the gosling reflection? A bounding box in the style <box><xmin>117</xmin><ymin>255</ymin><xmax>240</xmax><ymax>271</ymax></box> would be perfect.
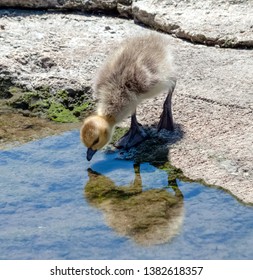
<box><xmin>84</xmin><ymin>163</ymin><xmax>184</xmax><ymax>246</ymax></box>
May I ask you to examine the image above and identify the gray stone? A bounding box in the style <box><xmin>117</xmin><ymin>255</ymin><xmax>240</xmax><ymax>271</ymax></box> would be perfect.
<box><xmin>0</xmin><ymin>0</ymin><xmax>118</xmax><ymax>11</ymax></box>
<box><xmin>117</xmin><ymin>3</ymin><xmax>132</xmax><ymax>18</ymax></box>
<box><xmin>132</xmin><ymin>0</ymin><xmax>253</xmax><ymax>47</ymax></box>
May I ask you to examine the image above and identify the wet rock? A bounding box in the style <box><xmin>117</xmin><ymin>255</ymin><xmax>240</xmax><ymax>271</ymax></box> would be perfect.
<box><xmin>6</xmin><ymin>86</ymin><xmax>94</xmax><ymax>121</ymax></box>
<box><xmin>0</xmin><ymin>112</ymin><xmax>79</xmax><ymax>149</ymax></box>
<box><xmin>0</xmin><ymin>76</ymin><xmax>14</xmax><ymax>99</ymax></box>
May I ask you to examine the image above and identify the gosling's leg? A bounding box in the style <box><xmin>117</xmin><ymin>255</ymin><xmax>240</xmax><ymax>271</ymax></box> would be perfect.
<box><xmin>158</xmin><ymin>79</ymin><xmax>176</xmax><ymax>131</ymax></box>
<box><xmin>114</xmin><ymin>112</ymin><xmax>148</xmax><ymax>149</ymax></box>
<box><xmin>129</xmin><ymin>163</ymin><xmax>142</xmax><ymax>193</ymax></box>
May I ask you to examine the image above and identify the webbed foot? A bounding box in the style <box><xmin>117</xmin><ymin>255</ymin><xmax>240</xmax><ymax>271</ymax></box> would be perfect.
<box><xmin>114</xmin><ymin>113</ymin><xmax>148</xmax><ymax>149</ymax></box>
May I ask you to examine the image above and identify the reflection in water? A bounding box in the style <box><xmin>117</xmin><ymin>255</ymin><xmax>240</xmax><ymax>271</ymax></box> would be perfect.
<box><xmin>1</xmin><ymin>131</ymin><xmax>253</xmax><ymax>259</ymax></box>
<box><xmin>84</xmin><ymin>163</ymin><xmax>184</xmax><ymax>246</ymax></box>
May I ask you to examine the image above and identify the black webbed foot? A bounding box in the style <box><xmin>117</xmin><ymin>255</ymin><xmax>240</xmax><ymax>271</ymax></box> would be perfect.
<box><xmin>114</xmin><ymin>113</ymin><xmax>148</xmax><ymax>149</ymax></box>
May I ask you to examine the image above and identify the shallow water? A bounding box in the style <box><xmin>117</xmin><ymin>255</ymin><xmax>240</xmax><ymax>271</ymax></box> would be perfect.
<box><xmin>0</xmin><ymin>130</ymin><xmax>253</xmax><ymax>260</ymax></box>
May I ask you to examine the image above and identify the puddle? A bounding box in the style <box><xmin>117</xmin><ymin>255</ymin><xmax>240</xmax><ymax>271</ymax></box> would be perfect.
<box><xmin>0</xmin><ymin>130</ymin><xmax>253</xmax><ymax>259</ymax></box>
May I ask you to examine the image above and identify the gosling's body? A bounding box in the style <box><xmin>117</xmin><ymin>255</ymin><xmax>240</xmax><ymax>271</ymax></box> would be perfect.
<box><xmin>81</xmin><ymin>33</ymin><xmax>177</xmax><ymax>160</ymax></box>
<box><xmin>95</xmin><ymin>33</ymin><xmax>176</xmax><ymax>123</ymax></box>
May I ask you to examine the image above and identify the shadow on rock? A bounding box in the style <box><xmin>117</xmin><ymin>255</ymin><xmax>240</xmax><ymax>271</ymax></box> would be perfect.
<box><xmin>84</xmin><ymin>162</ymin><xmax>184</xmax><ymax>246</ymax></box>
<box><xmin>113</xmin><ymin>123</ymin><xmax>185</xmax><ymax>163</ymax></box>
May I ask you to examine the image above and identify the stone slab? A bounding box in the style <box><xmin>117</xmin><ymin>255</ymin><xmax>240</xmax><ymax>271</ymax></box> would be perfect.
<box><xmin>1</xmin><ymin>0</ymin><xmax>253</xmax><ymax>47</ymax></box>
<box><xmin>132</xmin><ymin>0</ymin><xmax>253</xmax><ymax>47</ymax></box>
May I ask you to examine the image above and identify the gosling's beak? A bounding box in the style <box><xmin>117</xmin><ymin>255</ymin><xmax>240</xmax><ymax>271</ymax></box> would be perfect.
<box><xmin>86</xmin><ymin>148</ymin><xmax>97</xmax><ymax>161</ymax></box>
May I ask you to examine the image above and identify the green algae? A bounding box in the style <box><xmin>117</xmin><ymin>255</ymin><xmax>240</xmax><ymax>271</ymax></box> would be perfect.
<box><xmin>3</xmin><ymin>83</ymin><xmax>94</xmax><ymax>123</ymax></box>
<box><xmin>8</xmin><ymin>86</ymin><xmax>24</xmax><ymax>95</ymax></box>
<box><xmin>56</xmin><ymin>89</ymin><xmax>68</xmax><ymax>100</ymax></box>
<box><xmin>8</xmin><ymin>86</ymin><xmax>50</xmax><ymax>110</ymax></box>
<box><xmin>47</xmin><ymin>102</ymin><xmax>79</xmax><ymax>123</ymax></box>
<box><xmin>30</xmin><ymin>100</ymin><xmax>50</xmax><ymax>110</ymax></box>
<box><xmin>73</xmin><ymin>102</ymin><xmax>90</xmax><ymax>116</ymax></box>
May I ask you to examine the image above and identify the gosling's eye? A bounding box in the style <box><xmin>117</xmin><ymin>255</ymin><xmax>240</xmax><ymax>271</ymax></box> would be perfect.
<box><xmin>92</xmin><ymin>138</ymin><xmax>99</xmax><ymax>146</ymax></box>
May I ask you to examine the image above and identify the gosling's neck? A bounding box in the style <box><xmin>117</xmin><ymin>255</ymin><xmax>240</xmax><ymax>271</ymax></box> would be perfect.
<box><xmin>98</xmin><ymin>114</ymin><xmax>116</xmax><ymax>146</ymax></box>
<box><xmin>97</xmin><ymin>97</ymin><xmax>132</xmax><ymax>124</ymax></box>
<box><xmin>97</xmin><ymin>114</ymin><xmax>116</xmax><ymax>127</ymax></box>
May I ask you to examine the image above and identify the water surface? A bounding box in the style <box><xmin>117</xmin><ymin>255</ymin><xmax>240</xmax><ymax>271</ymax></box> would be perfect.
<box><xmin>0</xmin><ymin>130</ymin><xmax>252</xmax><ymax>259</ymax></box>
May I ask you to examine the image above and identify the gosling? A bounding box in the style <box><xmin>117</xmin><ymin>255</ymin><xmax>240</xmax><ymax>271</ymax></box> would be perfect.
<box><xmin>81</xmin><ymin>33</ymin><xmax>177</xmax><ymax>161</ymax></box>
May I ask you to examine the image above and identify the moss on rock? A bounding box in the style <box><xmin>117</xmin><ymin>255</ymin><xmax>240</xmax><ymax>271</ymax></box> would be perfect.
<box><xmin>4</xmin><ymin>83</ymin><xmax>94</xmax><ymax>123</ymax></box>
<box><xmin>73</xmin><ymin>102</ymin><xmax>90</xmax><ymax>116</ymax></box>
<box><xmin>47</xmin><ymin>102</ymin><xmax>79</xmax><ymax>123</ymax></box>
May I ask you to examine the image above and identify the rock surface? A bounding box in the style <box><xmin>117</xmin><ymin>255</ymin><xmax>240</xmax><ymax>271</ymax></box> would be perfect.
<box><xmin>132</xmin><ymin>0</ymin><xmax>253</xmax><ymax>48</ymax></box>
<box><xmin>0</xmin><ymin>0</ymin><xmax>119</xmax><ymax>10</ymax></box>
<box><xmin>0</xmin><ymin>0</ymin><xmax>252</xmax><ymax>47</ymax></box>
<box><xmin>0</xmin><ymin>6</ymin><xmax>252</xmax><ymax>204</ymax></box>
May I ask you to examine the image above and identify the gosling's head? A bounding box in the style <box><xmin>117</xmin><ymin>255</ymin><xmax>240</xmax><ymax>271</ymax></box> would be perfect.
<box><xmin>80</xmin><ymin>115</ymin><xmax>115</xmax><ymax>161</ymax></box>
